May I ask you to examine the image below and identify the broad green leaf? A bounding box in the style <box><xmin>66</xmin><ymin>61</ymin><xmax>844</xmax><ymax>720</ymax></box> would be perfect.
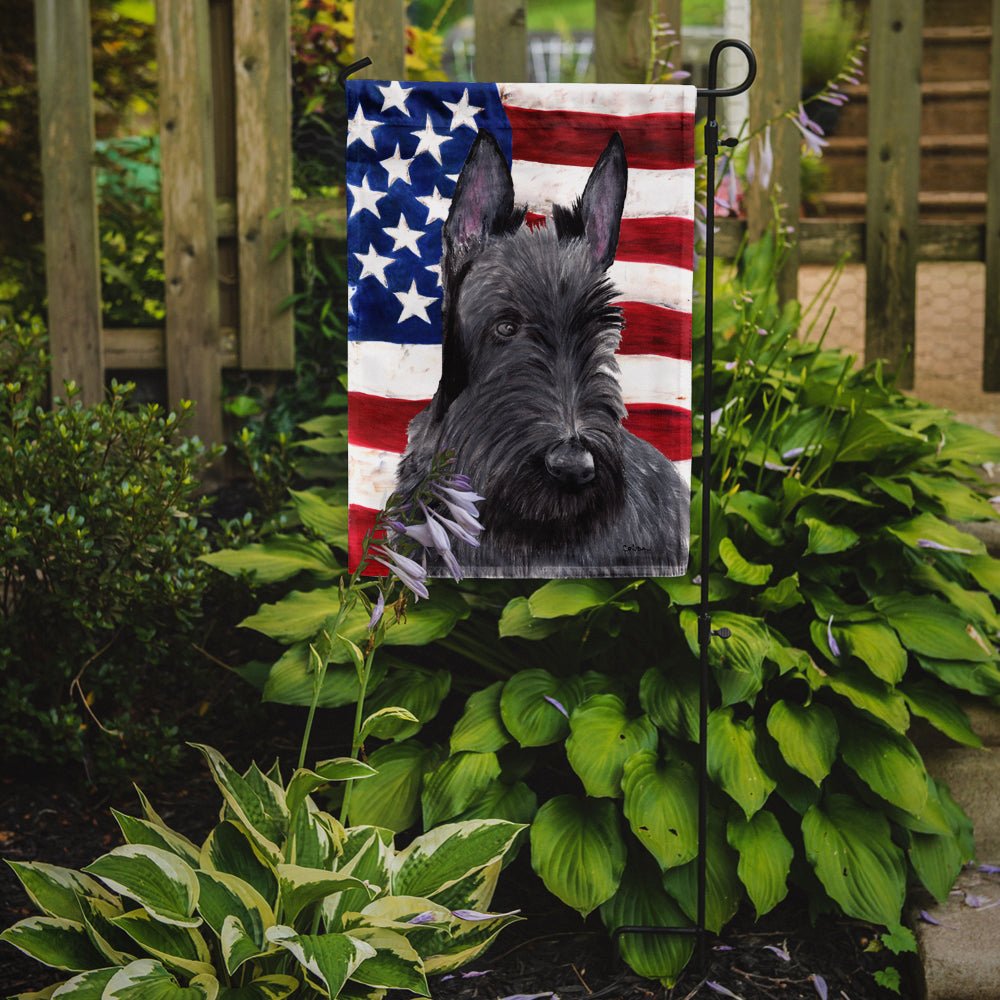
<box><xmin>654</xmin><ymin>572</ymin><xmax>737</xmax><ymax>605</ymax></box>
<box><xmin>916</xmin><ymin>655</ymin><xmax>1000</xmax><ymax>697</ymax></box>
<box><xmin>103</xmin><ymin>959</ymin><xmax>218</xmax><ymax>1000</ymax></box>
<box><xmin>621</xmin><ymin>751</ymin><xmax>698</xmax><ymax>870</ymax></box>
<box><xmin>901</xmin><ymin>680</ymin><xmax>982</xmax><ymax>748</ymax></box>
<box><xmin>199</xmin><ymin>822</ymin><xmax>278</xmax><ymax>909</ymax></box>
<box><xmin>807</xmin><ymin>660</ymin><xmax>910</xmax><ymax>732</ymax></box>
<box><xmin>277</xmin><ymin>864</ymin><xmax>373</xmax><ymax>924</ymax></box>
<box><xmin>5</xmin><ymin>862</ymin><xmax>118</xmax><ymax>923</ymax></box>
<box><xmin>566</xmin><ymin>695</ymin><xmax>658</xmax><ymax>798</ymax></box>
<box><xmin>265</xmin><ymin>926</ymin><xmax>375</xmax><ymax>997</ymax></box>
<box><xmin>83</xmin><ymin>846</ymin><xmax>200</xmax><ymax>928</ymax></box>
<box><xmin>724</xmin><ymin>490</ymin><xmax>784</xmax><ymax>545</ymax></box>
<box><xmin>347</xmin><ymin>740</ymin><xmax>441</xmax><ymax>832</ymax></box>
<box><xmin>936</xmin><ymin>421</ymin><xmax>1000</xmax><ymax>464</ymax></box>
<box><xmin>910</xmin><ymin>562</ymin><xmax>1000</xmax><ymax>632</ymax></box>
<box><xmin>802</xmin><ymin>794</ymin><xmax>906</xmax><ymax>926</ymax></box>
<box><xmin>906</xmin><ymin>472</ymin><xmax>998</xmax><ymax>521</ymax></box>
<box><xmin>835</xmin><ymin>410</ymin><xmax>927</xmax><ymax>463</ymax></box>
<box><xmin>755</xmin><ymin>573</ymin><xmax>805</xmax><ymax>614</ymax></box>
<box><xmin>727</xmin><ymin>811</ymin><xmax>793</xmax><ymax>917</ymax></box>
<box><xmin>393</xmin><ymin>820</ymin><xmax>524</xmax><ymax>900</ymax></box>
<box><xmin>765</xmin><ymin>701</ymin><xmax>838</xmax><ymax>786</ymax></box>
<box><xmin>527</xmin><ymin>579</ymin><xmax>618</xmax><ymax>618</ymax></box>
<box><xmin>839</xmin><ymin>719</ymin><xmax>928</xmax><ymax>816</ymax></box>
<box><xmin>497</xmin><ymin>597</ymin><xmax>564</xmax><ymax>639</ymax></box>
<box><xmin>803</xmin><ymin>517</ymin><xmax>859</xmax><ymax>556</ymax></box>
<box><xmin>530</xmin><ymin>795</ymin><xmax>626</xmax><ymax>917</ymax></box>
<box><xmin>421</xmin><ymin>751</ymin><xmax>502</xmax><ymax>828</ymax></box>
<box><xmin>453</xmin><ymin>779</ymin><xmax>538</xmax><ymax>827</ymax></box>
<box><xmin>639</xmin><ymin>664</ymin><xmax>699</xmax><ymax>742</ymax></box>
<box><xmin>216</xmin><ymin>975</ymin><xmax>299</xmax><ymax>1000</ymax></box>
<box><xmin>909</xmin><ymin>830</ymin><xmax>966</xmax><ymax>905</ymax></box>
<box><xmin>865</xmin><ymin>474</ymin><xmax>914</xmax><ymax>509</ymax></box>
<box><xmin>599</xmin><ymin>853</ymin><xmax>694</xmax><ymax>987</ymax></box>
<box><xmin>111</xmin><ymin>909</ymin><xmax>214</xmax><ymax>978</ymax></box>
<box><xmin>886</xmin><ymin>512</ymin><xmax>985</xmax><ymax>557</ymax></box>
<box><xmin>195</xmin><ymin>871</ymin><xmax>273</xmax><ymax>973</ymax></box>
<box><xmin>450</xmin><ymin>682</ymin><xmax>511</xmax><ymax>754</ymax></box>
<box><xmin>112</xmin><ymin>812</ymin><xmax>201</xmax><ymax>868</ymax></box>
<box><xmin>200</xmin><ymin>535</ymin><xmax>341</xmax><ymax>584</ymax></box>
<box><xmin>261</xmin><ymin>643</ymin><xmax>387</xmax><ymax>709</ymax></box>
<box><xmin>718</xmin><ymin>537</ymin><xmax>772</xmax><ymax>586</ymax></box>
<box><xmin>346</xmin><ymin>926</ymin><xmax>428</xmax><ymax>994</ymax></box>
<box><xmin>834</xmin><ymin>621</ymin><xmax>907</xmax><ymax>684</ymax></box>
<box><xmin>288</xmin><ymin>489</ymin><xmax>348</xmax><ymax>545</ymax></box>
<box><xmin>966</xmin><ymin>553</ymin><xmax>1000</xmax><ymax>597</ymax></box>
<box><xmin>499</xmin><ymin>670</ymin><xmax>584</xmax><ymax>747</ymax></box>
<box><xmin>874</xmin><ymin>594</ymin><xmax>995</xmax><ymax>662</ymax></box>
<box><xmin>359</xmin><ymin>706</ymin><xmax>421</xmax><ymax>742</ymax></box>
<box><xmin>362</xmin><ymin>667</ymin><xmax>451</xmax><ymax>740</ymax></box>
<box><xmin>680</xmin><ymin>610</ymin><xmax>770</xmax><ymax>706</ymax></box>
<box><xmin>707</xmin><ymin>708</ymin><xmax>776</xmax><ymax>818</ymax></box>
<box><xmin>0</xmin><ymin>916</ymin><xmax>106</xmax><ymax>971</ymax></box>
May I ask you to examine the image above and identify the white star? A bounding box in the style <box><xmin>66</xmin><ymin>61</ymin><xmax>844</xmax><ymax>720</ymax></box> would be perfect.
<box><xmin>426</xmin><ymin>262</ymin><xmax>443</xmax><ymax>287</ymax></box>
<box><xmin>411</xmin><ymin>115</ymin><xmax>451</xmax><ymax>164</ymax></box>
<box><xmin>377</xmin><ymin>80</ymin><xmax>411</xmax><ymax>114</ymax></box>
<box><xmin>442</xmin><ymin>89</ymin><xmax>483</xmax><ymax>131</ymax></box>
<box><xmin>384</xmin><ymin>215</ymin><xmax>424</xmax><ymax>255</ymax></box>
<box><xmin>347</xmin><ymin>104</ymin><xmax>379</xmax><ymax>149</ymax></box>
<box><xmin>347</xmin><ymin>283</ymin><xmax>357</xmax><ymax>315</ymax></box>
<box><xmin>417</xmin><ymin>185</ymin><xmax>451</xmax><ymax>224</ymax></box>
<box><xmin>347</xmin><ymin>175</ymin><xmax>386</xmax><ymax>218</ymax></box>
<box><xmin>355</xmin><ymin>245</ymin><xmax>394</xmax><ymax>287</ymax></box>
<box><xmin>380</xmin><ymin>144</ymin><xmax>414</xmax><ymax>186</ymax></box>
<box><xmin>394</xmin><ymin>279</ymin><xmax>436</xmax><ymax>324</ymax></box>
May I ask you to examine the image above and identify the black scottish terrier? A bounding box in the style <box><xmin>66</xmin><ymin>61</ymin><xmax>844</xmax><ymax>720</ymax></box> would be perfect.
<box><xmin>395</xmin><ymin>129</ymin><xmax>689</xmax><ymax>577</ymax></box>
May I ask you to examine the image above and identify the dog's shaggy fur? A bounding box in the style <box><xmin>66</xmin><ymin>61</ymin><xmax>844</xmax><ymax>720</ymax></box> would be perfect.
<box><xmin>395</xmin><ymin>129</ymin><xmax>689</xmax><ymax>577</ymax></box>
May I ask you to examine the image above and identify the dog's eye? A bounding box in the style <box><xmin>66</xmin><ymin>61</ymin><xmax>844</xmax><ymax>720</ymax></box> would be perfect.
<box><xmin>494</xmin><ymin>319</ymin><xmax>518</xmax><ymax>339</ymax></box>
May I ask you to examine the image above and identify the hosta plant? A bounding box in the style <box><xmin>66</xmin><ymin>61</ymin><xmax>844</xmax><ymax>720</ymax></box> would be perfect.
<box><xmin>1</xmin><ymin>743</ymin><xmax>523</xmax><ymax>999</ymax></box>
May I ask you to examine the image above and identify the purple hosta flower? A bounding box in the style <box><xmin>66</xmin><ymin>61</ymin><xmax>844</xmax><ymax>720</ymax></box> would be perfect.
<box><xmin>370</xmin><ymin>544</ymin><xmax>429</xmax><ymax>600</ymax></box>
<box><xmin>367</xmin><ymin>590</ymin><xmax>385</xmax><ymax>631</ymax></box>
<box><xmin>715</xmin><ymin>156</ymin><xmax>742</xmax><ymax>216</ymax></box>
<box><xmin>917</xmin><ymin>538</ymin><xmax>973</xmax><ymax>555</ymax></box>
<box><xmin>706</xmin><ymin>982</ymin><xmax>742</xmax><ymax>999</ymax></box>
<box><xmin>544</xmin><ymin>695</ymin><xmax>569</xmax><ymax>718</ymax></box>
<box><xmin>812</xmin><ymin>974</ymin><xmax>828</xmax><ymax>1000</ymax></box>
<box><xmin>791</xmin><ymin>104</ymin><xmax>829</xmax><ymax>156</ymax></box>
<box><xmin>451</xmin><ymin>908</ymin><xmax>521</xmax><ymax>921</ymax></box>
<box><xmin>979</xmin><ymin>864</ymin><xmax>1000</xmax><ymax>874</ymax></box>
<box><xmin>407</xmin><ymin>911</ymin><xmax>438</xmax><ymax>925</ymax></box>
<box><xmin>441</xmin><ymin>970</ymin><xmax>493</xmax><ymax>981</ymax></box>
<box><xmin>763</xmin><ymin>944</ymin><xmax>791</xmax><ymax>962</ymax></box>
<box><xmin>431</xmin><ymin>484</ymin><xmax>485</xmax><ymax>537</ymax></box>
<box><xmin>827</xmin><ymin>615</ymin><xmax>841</xmax><ymax>657</ymax></box>
<box><xmin>747</xmin><ymin>124</ymin><xmax>774</xmax><ymax>191</ymax></box>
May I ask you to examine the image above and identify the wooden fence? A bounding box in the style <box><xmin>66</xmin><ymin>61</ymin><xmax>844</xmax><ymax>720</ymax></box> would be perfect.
<box><xmin>33</xmin><ymin>0</ymin><xmax>1000</xmax><ymax>445</ymax></box>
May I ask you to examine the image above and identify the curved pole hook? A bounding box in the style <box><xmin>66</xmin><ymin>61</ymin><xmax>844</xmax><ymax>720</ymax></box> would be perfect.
<box><xmin>337</xmin><ymin>57</ymin><xmax>373</xmax><ymax>90</ymax></box>
<box><xmin>697</xmin><ymin>38</ymin><xmax>757</xmax><ymax>99</ymax></box>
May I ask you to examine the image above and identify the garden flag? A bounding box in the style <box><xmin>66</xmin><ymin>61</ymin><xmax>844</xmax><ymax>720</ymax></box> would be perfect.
<box><xmin>347</xmin><ymin>81</ymin><xmax>695</xmax><ymax>578</ymax></box>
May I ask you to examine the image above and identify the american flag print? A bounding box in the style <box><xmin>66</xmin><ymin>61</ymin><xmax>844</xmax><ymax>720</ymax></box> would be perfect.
<box><xmin>346</xmin><ymin>80</ymin><xmax>696</xmax><ymax>573</ymax></box>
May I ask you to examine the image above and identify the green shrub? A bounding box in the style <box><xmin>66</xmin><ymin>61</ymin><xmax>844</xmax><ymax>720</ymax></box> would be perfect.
<box><xmin>0</xmin><ymin>317</ymin><xmax>220</xmax><ymax>783</ymax></box>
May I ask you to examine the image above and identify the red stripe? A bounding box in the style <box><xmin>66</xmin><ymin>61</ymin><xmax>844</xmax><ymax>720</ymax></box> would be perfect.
<box><xmin>617</xmin><ymin>217</ymin><xmax>693</xmax><ymax>269</ymax></box>
<box><xmin>619</xmin><ymin>302</ymin><xmax>691</xmax><ymax>359</ymax></box>
<box><xmin>349</xmin><ymin>505</ymin><xmax>388</xmax><ymax>575</ymax></box>
<box><xmin>624</xmin><ymin>403</ymin><xmax>692</xmax><ymax>462</ymax></box>
<box><xmin>507</xmin><ymin>106</ymin><xmax>695</xmax><ymax>170</ymax></box>
<box><xmin>349</xmin><ymin>393</ymin><xmax>430</xmax><ymax>453</ymax></box>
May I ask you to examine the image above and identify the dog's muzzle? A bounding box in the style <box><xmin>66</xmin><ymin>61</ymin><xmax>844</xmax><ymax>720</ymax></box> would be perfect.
<box><xmin>544</xmin><ymin>439</ymin><xmax>596</xmax><ymax>488</ymax></box>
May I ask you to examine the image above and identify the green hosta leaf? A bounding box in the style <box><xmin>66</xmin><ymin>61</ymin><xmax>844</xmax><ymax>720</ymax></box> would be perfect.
<box><xmin>599</xmin><ymin>853</ymin><xmax>694</xmax><ymax>987</ymax></box>
<box><xmin>707</xmin><ymin>708</ymin><xmax>776</xmax><ymax>818</ymax></box>
<box><xmin>83</xmin><ymin>846</ymin><xmax>200</xmax><ymax>928</ymax></box>
<box><xmin>835</xmin><ymin>410</ymin><xmax>927</xmax><ymax>463</ymax></box>
<box><xmin>5</xmin><ymin>862</ymin><xmax>118</xmax><ymax>923</ymax></box>
<box><xmin>526</xmin><ymin>578</ymin><xmax>619</xmax><ymax>617</ymax></box>
<box><xmin>834</xmin><ymin>621</ymin><xmax>907</xmax><ymax>684</ymax></box>
<box><xmin>655</xmin><ymin>572</ymin><xmax>737</xmax><ymax>605</ymax></box>
<box><xmin>875</xmin><ymin>594</ymin><xmax>995</xmax><ymax>662</ymax></box>
<box><xmin>866</xmin><ymin>474</ymin><xmax>914</xmax><ymax>509</ymax></box>
<box><xmin>565</xmin><ymin>695</ymin><xmax>658</xmax><ymax>798</ymax></box>
<box><xmin>347</xmin><ymin>740</ymin><xmax>441</xmax><ymax>832</ymax></box>
<box><xmin>360</xmin><ymin>706</ymin><xmax>421</xmax><ymax>742</ymax></box>
<box><xmin>0</xmin><ymin>916</ymin><xmax>107</xmax><ymax>971</ymax></box>
<box><xmin>200</xmin><ymin>535</ymin><xmax>342</xmax><ymax>584</ymax></box>
<box><xmin>807</xmin><ymin>661</ymin><xmax>910</xmax><ymax>732</ymax></box>
<box><xmin>195</xmin><ymin>871</ymin><xmax>273</xmax><ymax>974</ymax></box>
<box><xmin>285</xmin><ymin>759</ymin><xmax>376</xmax><ymax>822</ymax></box>
<box><xmin>200</xmin><ymin>822</ymin><xmax>278</xmax><ymax>910</ymax></box>
<box><xmin>497</xmin><ymin>597</ymin><xmax>564</xmax><ymax>639</ymax></box>
<box><xmin>727</xmin><ymin>811</ymin><xmax>793</xmax><ymax>918</ymax></box>
<box><xmin>499</xmin><ymin>670</ymin><xmax>584</xmax><ymax>747</ymax></box>
<box><xmin>681</xmin><ymin>610</ymin><xmax>770</xmax><ymax>706</ymax></box>
<box><xmin>886</xmin><ymin>512</ymin><xmax>985</xmax><ymax>556</ymax></box>
<box><xmin>621</xmin><ymin>751</ymin><xmax>698</xmax><ymax>871</ymax></box>
<box><xmin>839</xmin><ymin>718</ymin><xmax>928</xmax><ymax>817</ymax></box>
<box><xmin>103</xmin><ymin>959</ymin><xmax>218</xmax><ymax>1000</ymax></box>
<box><xmin>265</xmin><ymin>926</ymin><xmax>375</xmax><ymax>997</ymax></box>
<box><xmin>216</xmin><ymin>975</ymin><xmax>299</xmax><ymax>1000</ymax></box>
<box><xmin>530</xmin><ymin>795</ymin><xmax>626</xmax><ymax>917</ymax></box>
<box><xmin>453</xmin><ymin>779</ymin><xmax>538</xmax><ymax>827</ymax></box>
<box><xmin>909</xmin><ymin>824</ymin><xmax>966</xmax><ymax>905</ymax></box>
<box><xmin>362</xmin><ymin>667</ymin><xmax>451</xmax><ymax>740</ymax></box>
<box><xmin>112</xmin><ymin>812</ymin><xmax>201</xmax><ymax>868</ymax></box>
<box><xmin>288</xmin><ymin>489</ymin><xmax>348</xmax><ymax>545</ymax></box>
<box><xmin>765</xmin><ymin>700</ymin><xmax>838</xmax><ymax>786</ymax></box>
<box><xmin>111</xmin><ymin>909</ymin><xmax>214</xmax><ymax>978</ymax></box>
<box><xmin>421</xmin><ymin>751</ymin><xmax>502</xmax><ymax>828</ymax></box>
<box><xmin>718</xmin><ymin>537</ymin><xmax>772</xmax><ymax>586</ymax></box>
<box><xmin>916</xmin><ymin>655</ymin><xmax>1000</xmax><ymax>697</ymax></box>
<box><xmin>450</xmin><ymin>682</ymin><xmax>511</xmax><ymax>754</ymax></box>
<box><xmin>638</xmin><ymin>663</ymin><xmax>698</xmax><ymax>743</ymax></box>
<box><xmin>906</xmin><ymin>473</ymin><xmax>998</xmax><ymax>522</ymax></box>
<box><xmin>277</xmin><ymin>865</ymin><xmax>374</xmax><ymax>925</ymax></box>
<box><xmin>393</xmin><ymin>820</ymin><xmax>524</xmax><ymax>900</ymax></box>
<box><xmin>724</xmin><ymin>490</ymin><xmax>784</xmax><ymax>545</ymax></box>
<box><xmin>901</xmin><ymin>680</ymin><xmax>982</xmax><ymax>748</ymax></box>
<box><xmin>346</xmin><ymin>926</ymin><xmax>428</xmax><ymax>994</ymax></box>
<box><xmin>911</xmin><ymin>562</ymin><xmax>1000</xmax><ymax>633</ymax></box>
<box><xmin>260</xmin><ymin>643</ymin><xmax>387</xmax><ymax>709</ymax></box>
<box><xmin>803</xmin><ymin>517</ymin><xmax>859</xmax><ymax>556</ymax></box>
<box><xmin>935</xmin><ymin>421</ymin><xmax>1000</xmax><ymax>464</ymax></box>
<box><xmin>802</xmin><ymin>793</ymin><xmax>906</xmax><ymax>926</ymax></box>
<box><xmin>966</xmin><ymin>553</ymin><xmax>1000</xmax><ymax>597</ymax></box>
<box><xmin>755</xmin><ymin>573</ymin><xmax>805</xmax><ymax>614</ymax></box>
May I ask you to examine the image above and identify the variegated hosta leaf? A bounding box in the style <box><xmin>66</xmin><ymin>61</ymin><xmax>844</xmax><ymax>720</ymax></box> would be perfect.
<box><xmin>422</xmin><ymin>907</ymin><xmax>522</xmax><ymax>975</ymax></box>
<box><xmin>345</xmin><ymin>926</ymin><xmax>429</xmax><ymax>995</ymax></box>
<box><xmin>288</xmin><ymin>801</ymin><xmax>343</xmax><ymax>870</ymax></box>
<box><xmin>323</xmin><ymin>829</ymin><xmax>393</xmax><ymax>931</ymax></box>
<box><xmin>391</xmin><ymin>820</ymin><xmax>524</xmax><ymax>901</ymax></box>
<box><xmin>802</xmin><ymin>793</ymin><xmax>906</xmax><ymax>926</ymax></box>
<box><xmin>450</xmin><ymin>681</ymin><xmax>511</xmax><ymax>754</ymax></box>
<box><xmin>4</xmin><ymin>861</ymin><xmax>118</xmax><ymax>922</ymax></box>
<box><xmin>499</xmin><ymin>670</ymin><xmax>585</xmax><ymax>747</ymax></box>
<box><xmin>285</xmin><ymin>760</ymin><xmax>376</xmax><ymax>823</ymax></box>
<box><xmin>102</xmin><ymin>958</ymin><xmax>218</xmax><ymax>999</ymax></box>
<box><xmin>200</xmin><ymin>822</ymin><xmax>278</xmax><ymax>910</ymax></box>
<box><xmin>565</xmin><ymin>695</ymin><xmax>658</xmax><ymax>799</ymax></box>
<box><xmin>423</xmin><ymin>859</ymin><xmax>501</xmax><ymax>916</ymax></box>
<box><xmin>727</xmin><ymin>810</ymin><xmax>793</xmax><ymax>917</ymax></box>
<box><xmin>83</xmin><ymin>845</ymin><xmax>200</xmax><ymax>928</ymax></box>
<box><xmin>276</xmin><ymin>864</ymin><xmax>375</xmax><ymax>925</ymax></box>
<box><xmin>621</xmin><ymin>751</ymin><xmax>699</xmax><ymax>871</ymax></box>
<box><xmin>112</xmin><ymin>810</ymin><xmax>202</xmax><ymax>868</ymax></box>
<box><xmin>46</xmin><ymin>966</ymin><xmax>118</xmax><ymax>997</ymax></box>
<box><xmin>110</xmin><ymin>908</ymin><xmax>214</xmax><ymax>978</ymax></box>
<box><xmin>0</xmin><ymin>916</ymin><xmax>107</xmax><ymax>971</ymax></box>
<box><xmin>265</xmin><ymin>926</ymin><xmax>376</xmax><ymax>998</ymax></box>
<box><xmin>214</xmin><ymin>974</ymin><xmax>300</xmax><ymax>999</ymax></box>
<box><xmin>706</xmin><ymin>707</ymin><xmax>776</xmax><ymax>818</ymax></box>
<box><xmin>529</xmin><ymin>795</ymin><xmax>626</xmax><ymax>917</ymax></box>
<box><xmin>219</xmin><ymin>915</ymin><xmax>270</xmax><ymax>980</ymax></box>
<box><xmin>77</xmin><ymin>894</ymin><xmax>136</xmax><ymax>966</ymax></box>
<box><xmin>765</xmin><ymin>700</ymin><xmax>838</xmax><ymax>786</ymax></box>
<box><xmin>195</xmin><ymin>870</ymin><xmax>274</xmax><ymax>973</ymax></box>
<box><xmin>421</xmin><ymin>751</ymin><xmax>501</xmax><ymax>829</ymax></box>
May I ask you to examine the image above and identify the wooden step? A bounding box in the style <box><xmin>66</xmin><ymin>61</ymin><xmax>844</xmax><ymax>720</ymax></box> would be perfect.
<box><xmin>922</xmin><ymin>0</ymin><xmax>992</xmax><ymax>28</ymax></box>
<box><xmin>922</xmin><ymin>25</ymin><xmax>993</xmax><ymax>83</ymax></box>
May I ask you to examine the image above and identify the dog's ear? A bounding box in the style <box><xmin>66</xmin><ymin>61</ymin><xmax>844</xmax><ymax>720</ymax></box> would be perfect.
<box><xmin>444</xmin><ymin>130</ymin><xmax>517</xmax><ymax>264</ymax></box>
<box><xmin>570</xmin><ymin>132</ymin><xmax>628</xmax><ymax>271</ymax></box>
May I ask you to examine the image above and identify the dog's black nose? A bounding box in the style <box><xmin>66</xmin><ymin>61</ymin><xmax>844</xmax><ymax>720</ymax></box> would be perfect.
<box><xmin>545</xmin><ymin>440</ymin><xmax>595</xmax><ymax>487</ymax></box>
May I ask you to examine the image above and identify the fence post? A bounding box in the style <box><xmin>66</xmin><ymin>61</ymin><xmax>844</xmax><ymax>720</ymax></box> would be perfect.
<box><xmin>354</xmin><ymin>0</ymin><xmax>406</xmax><ymax>79</ymax></box>
<box><xmin>746</xmin><ymin>0</ymin><xmax>801</xmax><ymax>305</ymax></box>
<box><xmin>34</xmin><ymin>0</ymin><xmax>104</xmax><ymax>405</ymax></box>
<box><xmin>983</xmin><ymin>0</ymin><xmax>1000</xmax><ymax>390</ymax></box>
<box><xmin>594</xmin><ymin>0</ymin><xmax>653</xmax><ymax>84</ymax></box>
<box><xmin>864</xmin><ymin>0</ymin><xmax>923</xmax><ymax>389</ymax></box>
<box><xmin>474</xmin><ymin>0</ymin><xmax>527</xmax><ymax>81</ymax></box>
<box><xmin>157</xmin><ymin>0</ymin><xmax>223</xmax><ymax>445</ymax></box>
<box><xmin>233</xmin><ymin>0</ymin><xmax>294</xmax><ymax>370</ymax></box>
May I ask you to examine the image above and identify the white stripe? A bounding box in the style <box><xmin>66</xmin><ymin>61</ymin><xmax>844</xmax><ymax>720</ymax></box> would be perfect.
<box><xmin>349</xmin><ymin>342</ymin><xmax>691</xmax><ymax>406</ymax></box>
<box><xmin>511</xmin><ymin>161</ymin><xmax>695</xmax><ymax>220</ymax></box>
<box><xmin>499</xmin><ymin>82</ymin><xmax>697</xmax><ymax>117</ymax></box>
<box><xmin>609</xmin><ymin>260</ymin><xmax>692</xmax><ymax>313</ymax></box>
